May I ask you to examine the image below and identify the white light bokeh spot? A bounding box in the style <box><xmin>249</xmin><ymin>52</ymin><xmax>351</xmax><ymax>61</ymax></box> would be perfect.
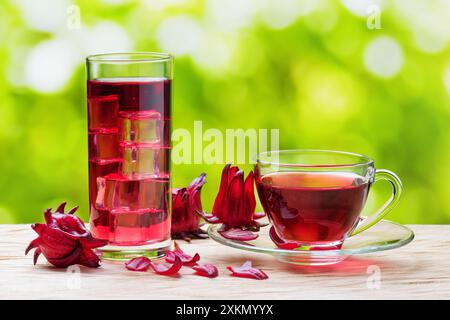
<box><xmin>84</xmin><ymin>22</ymin><xmax>133</xmax><ymax>56</ymax></box>
<box><xmin>156</xmin><ymin>15</ymin><xmax>203</xmax><ymax>56</ymax></box>
<box><xmin>259</xmin><ymin>0</ymin><xmax>318</xmax><ymax>30</ymax></box>
<box><xmin>411</xmin><ymin>11</ymin><xmax>449</xmax><ymax>54</ymax></box>
<box><xmin>413</xmin><ymin>31</ymin><xmax>448</xmax><ymax>54</ymax></box>
<box><xmin>192</xmin><ymin>34</ymin><xmax>234</xmax><ymax>73</ymax></box>
<box><xmin>394</xmin><ymin>0</ymin><xmax>450</xmax><ymax>54</ymax></box>
<box><xmin>17</xmin><ymin>19</ymin><xmax>133</xmax><ymax>92</ymax></box>
<box><xmin>156</xmin><ymin>15</ymin><xmax>234</xmax><ymax>72</ymax></box>
<box><xmin>205</xmin><ymin>0</ymin><xmax>255</xmax><ymax>32</ymax></box>
<box><xmin>340</xmin><ymin>0</ymin><xmax>383</xmax><ymax>17</ymax></box>
<box><xmin>364</xmin><ymin>36</ymin><xmax>404</xmax><ymax>78</ymax></box>
<box><xmin>25</xmin><ymin>39</ymin><xmax>78</xmax><ymax>93</ymax></box>
<box><xmin>16</xmin><ymin>0</ymin><xmax>70</xmax><ymax>32</ymax></box>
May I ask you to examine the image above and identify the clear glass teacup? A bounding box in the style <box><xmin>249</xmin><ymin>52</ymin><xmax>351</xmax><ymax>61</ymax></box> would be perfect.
<box><xmin>255</xmin><ymin>150</ymin><xmax>403</xmax><ymax>250</ymax></box>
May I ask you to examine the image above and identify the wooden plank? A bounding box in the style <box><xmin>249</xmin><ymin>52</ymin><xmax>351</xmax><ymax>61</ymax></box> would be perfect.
<box><xmin>0</xmin><ymin>224</ymin><xmax>449</xmax><ymax>299</ymax></box>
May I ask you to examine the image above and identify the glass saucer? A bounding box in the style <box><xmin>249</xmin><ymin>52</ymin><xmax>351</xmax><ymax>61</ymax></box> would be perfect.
<box><xmin>208</xmin><ymin>218</ymin><xmax>414</xmax><ymax>266</ymax></box>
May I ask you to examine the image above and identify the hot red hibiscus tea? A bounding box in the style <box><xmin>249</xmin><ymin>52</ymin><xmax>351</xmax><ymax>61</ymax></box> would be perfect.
<box><xmin>87</xmin><ymin>78</ymin><xmax>171</xmax><ymax>246</ymax></box>
<box><xmin>256</xmin><ymin>171</ymin><xmax>370</xmax><ymax>246</ymax></box>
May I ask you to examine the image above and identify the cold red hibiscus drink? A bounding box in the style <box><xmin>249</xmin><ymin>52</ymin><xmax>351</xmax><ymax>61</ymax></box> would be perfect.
<box><xmin>86</xmin><ymin>53</ymin><xmax>172</xmax><ymax>259</ymax></box>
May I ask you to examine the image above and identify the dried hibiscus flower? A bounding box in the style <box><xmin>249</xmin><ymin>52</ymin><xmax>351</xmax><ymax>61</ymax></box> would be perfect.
<box><xmin>197</xmin><ymin>164</ymin><xmax>266</xmax><ymax>240</ymax></box>
<box><xmin>192</xmin><ymin>263</ymin><xmax>219</xmax><ymax>278</ymax></box>
<box><xmin>165</xmin><ymin>241</ymin><xmax>200</xmax><ymax>266</ymax></box>
<box><xmin>25</xmin><ymin>202</ymin><xmax>107</xmax><ymax>268</ymax></box>
<box><xmin>171</xmin><ymin>173</ymin><xmax>209</xmax><ymax>241</ymax></box>
<box><xmin>226</xmin><ymin>260</ymin><xmax>268</xmax><ymax>280</ymax></box>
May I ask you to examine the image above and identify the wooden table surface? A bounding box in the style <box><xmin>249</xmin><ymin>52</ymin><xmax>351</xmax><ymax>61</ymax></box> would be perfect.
<box><xmin>0</xmin><ymin>224</ymin><xmax>449</xmax><ymax>300</ymax></box>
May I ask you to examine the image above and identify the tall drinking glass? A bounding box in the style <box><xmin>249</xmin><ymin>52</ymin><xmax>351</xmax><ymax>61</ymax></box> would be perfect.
<box><xmin>86</xmin><ymin>53</ymin><xmax>173</xmax><ymax>260</ymax></box>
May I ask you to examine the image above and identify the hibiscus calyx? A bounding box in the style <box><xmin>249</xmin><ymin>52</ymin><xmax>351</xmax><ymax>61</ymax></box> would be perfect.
<box><xmin>25</xmin><ymin>202</ymin><xmax>107</xmax><ymax>268</ymax></box>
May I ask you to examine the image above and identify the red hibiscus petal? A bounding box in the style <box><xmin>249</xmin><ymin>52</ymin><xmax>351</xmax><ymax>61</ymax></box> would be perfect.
<box><xmin>46</xmin><ymin>205</ymin><xmax>91</xmax><ymax>238</ymax></box>
<box><xmin>187</xmin><ymin>172</ymin><xmax>206</xmax><ymax>193</ymax></box>
<box><xmin>253</xmin><ymin>211</ymin><xmax>266</xmax><ymax>220</ymax></box>
<box><xmin>171</xmin><ymin>188</ymin><xmax>190</xmax><ymax>234</ymax></box>
<box><xmin>79</xmin><ymin>235</ymin><xmax>108</xmax><ymax>249</ymax></box>
<box><xmin>227</xmin><ymin>170</ymin><xmax>245</xmax><ymax>226</ymax></box>
<box><xmin>55</xmin><ymin>202</ymin><xmax>67</xmax><ymax>213</ymax></box>
<box><xmin>192</xmin><ymin>263</ymin><xmax>219</xmax><ymax>278</ymax></box>
<box><xmin>195</xmin><ymin>210</ymin><xmax>220</xmax><ymax>224</ymax></box>
<box><xmin>172</xmin><ymin>187</ymin><xmax>186</xmax><ymax>202</ymax></box>
<box><xmin>226</xmin><ymin>261</ymin><xmax>268</xmax><ymax>280</ymax></box>
<box><xmin>192</xmin><ymin>188</ymin><xmax>203</xmax><ymax>213</ymax></box>
<box><xmin>165</xmin><ymin>242</ymin><xmax>200</xmax><ymax>266</ymax></box>
<box><xmin>33</xmin><ymin>248</ymin><xmax>42</xmax><ymax>265</ymax></box>
<box><xmin>189</xmin><ymin>189</ymin><xmax>202</xmax><ymax>218</ymax></box>
<box><xmin>149</xmin><ymin>256</ymin><xmax>183</xmax><ymax>276</ymax></box>
<box><xmin>78</xmin><ymin>248</ymin><xmax>102</xmax><ymax>268</ymax></box>
<box><xmin>219</xmin><ymin>228</ymin><xmax>259</xmax><ymax>241</ymax></box>
<box><xmin>46</xmin><ymin>246</ymin><xmax>84</xmax><ymax>268</ymax></box>
<box><xmin>212</xmin><ymin>163</ymin><xmax>231</xmax><ymax>219</ymax></box>
<box><xmin>269</xmin><ymin>226</ymin><xmax>299</xmax><ymax>250</ymax></box>
<box><xmin>25</xmin><ymin>238</ymin><xmax>40</xmax><ymax>256</ymax></box>
<box><xmin>186</xmin><ymin>190</ymin><xmax>202</xmax><ymax>230</ymax></box>
<box><xmin>30</xmin><ymin>223</ymin><xmax>47</xmax><ymax>236</ymax></box>
<box><xmin>244</xmin><ymin>171</ymin><xmax>256</xmax><ymax>222</ymax></box>
<box><xmin>228</xmin><ymin>166</ymin><xmax>239</xmax><ymax>184</ymax></box>
<box><xmin>125</xmin><ymin>256</ymin><xmax>152</xmax><ymax>272</ymax></box>
<box><xmin>36</xmin><ymin>227</ymin><xmax>79</xmax><ymax>258</ymax></box>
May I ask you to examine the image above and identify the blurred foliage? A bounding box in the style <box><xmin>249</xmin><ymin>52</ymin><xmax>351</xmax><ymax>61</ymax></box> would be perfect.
<box><xmin>0</xmin><ymin>0</ymin><xmax>449</xmax><ymax>224</ymax></box>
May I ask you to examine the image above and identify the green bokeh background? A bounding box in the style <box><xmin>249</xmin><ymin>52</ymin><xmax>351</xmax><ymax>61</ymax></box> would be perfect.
<box><xmin>0</xmin><ymin>0</ymin><xmax>449</xmax><ymax>224</ymax></box>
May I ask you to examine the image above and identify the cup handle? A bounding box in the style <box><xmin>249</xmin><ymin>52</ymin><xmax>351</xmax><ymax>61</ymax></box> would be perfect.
<box><xmin>350</xmin><ymin>169</ymin><xmax>403</xmax><ymax>236</ymax></box>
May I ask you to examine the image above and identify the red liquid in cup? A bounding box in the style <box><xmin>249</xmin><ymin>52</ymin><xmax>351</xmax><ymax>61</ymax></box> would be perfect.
<box><xmin>87</xmin><ymin>78</ymin><xmax>171</xmax><ymax>246</ymax></box>
<box><xmin>256</xmin><ymin>172</ymin><xmax>370</xmax><ymax>245</ymax></box>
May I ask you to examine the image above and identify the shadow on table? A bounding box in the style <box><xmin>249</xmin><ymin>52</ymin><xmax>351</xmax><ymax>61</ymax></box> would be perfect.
<box><xmin>277</xmin><ymin>257</ymin><xmax>399</xmax><ymax>275</ymax></box>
